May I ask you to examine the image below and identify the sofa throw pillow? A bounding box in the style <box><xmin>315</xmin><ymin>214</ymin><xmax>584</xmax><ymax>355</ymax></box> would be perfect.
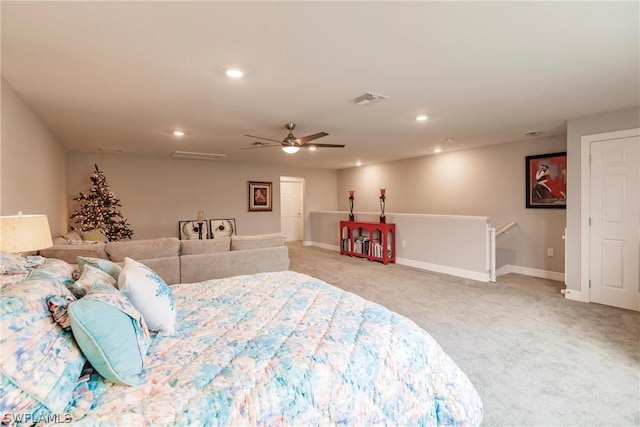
<box><xmin>68</xmin><ymin>280</ymin><xmax>150</xmax><ymax>386</ymax></box>
<box><xmin>82</xmin><ymin>229</ymin><xmax>107</xmax><ymax>242</ymax></box>
<box><xmin>118</xmin><ymin>257</ymin><xmax>176</xmax><ymax>335</ymax></box>
<box><xmin>77</xmin><ymin>256</ymin><xmax>122</xmax><ymax>282</ymax></box>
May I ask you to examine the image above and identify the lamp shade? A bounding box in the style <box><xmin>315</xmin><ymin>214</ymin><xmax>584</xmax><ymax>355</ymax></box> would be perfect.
<box><xmin>0</xmin><ymin>214</ymin><xmax>53</xmax><ymax>253</ymax></box>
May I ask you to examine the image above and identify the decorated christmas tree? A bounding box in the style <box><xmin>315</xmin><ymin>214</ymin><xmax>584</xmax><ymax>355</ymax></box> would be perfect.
<box><xmin>70</xmin><ymin>164</ymin><xmax>134</xmax><ymax>241</ymax></box>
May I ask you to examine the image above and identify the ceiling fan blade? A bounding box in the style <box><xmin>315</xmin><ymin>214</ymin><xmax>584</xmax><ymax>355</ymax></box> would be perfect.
<box><xmin>244</xmin><ymin>134</ymin><xmax>283</xmax><ymax>143</ymax></box>
<box><xmin>297</xmin><ymin>132</ymin><xmax>329</xmax><ymax>144</ymax></box>
<box><xmin>240</xmin><ymin>143</ymin><xmax>280</xmax><ymax>150</ymax></box>
<box><xmin>303</xmin><ymin>143</ymin><xmax>346</xmax><ymax>148</ymax></box>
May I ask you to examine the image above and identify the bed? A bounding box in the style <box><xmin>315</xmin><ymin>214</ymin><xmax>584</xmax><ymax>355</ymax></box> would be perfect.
<box><xmin>1</xmin><ymin>253</ymin><xmax>483</xmax><ymax>426</ymax></box>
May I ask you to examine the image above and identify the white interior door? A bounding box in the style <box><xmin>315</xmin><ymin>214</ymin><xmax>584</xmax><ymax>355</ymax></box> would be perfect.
<box><xmin>280</xmin><ymin>177</ymin><xmax>303</xmax><ymax>242</ymax></box>
<box><xmin>589</xmin><ymin>135</ymin><xmax>639</xmax><ymax>311</ymax></box>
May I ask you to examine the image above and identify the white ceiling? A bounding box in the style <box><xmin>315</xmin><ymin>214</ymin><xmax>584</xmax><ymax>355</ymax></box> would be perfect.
<box><xmin>2</xmin><ymin>1</ymin><xmax>638</xmax><ymax>169</ymax></box>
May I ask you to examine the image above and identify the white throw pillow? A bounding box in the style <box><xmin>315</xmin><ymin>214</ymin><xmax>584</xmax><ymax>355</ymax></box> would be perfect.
<box><xmin>117</xmin><ymin>257</ymin><xmax>176</xmax><ymax>334</ymax></box>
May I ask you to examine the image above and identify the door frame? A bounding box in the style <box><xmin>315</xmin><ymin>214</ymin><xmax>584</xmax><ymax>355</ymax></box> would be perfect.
<box><xmin>580</xmin><ymin>128</ymin><xmax>640</xmax><ymax>304</ymax></box>
<box><xmin>280</xmin><ymin>176</ymin><xmax>305</xmax><ymax>241</ymax></box>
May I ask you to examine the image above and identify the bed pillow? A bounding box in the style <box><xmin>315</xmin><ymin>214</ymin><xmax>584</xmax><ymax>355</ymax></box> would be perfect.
<box><xmin>77</xmin><ymin>256</ymin><xmax>122</xmax><ymax>282</ymax></box>
<box><xmin>68</xmin><ymin>278</ymin><xmax>150</xmax><ymax>386</ymax></box>
<box><xmin>69</xmin><ymin>264</ymin><xmax>119</xmax><ymax>299</ymax></box>
<box><xmin>0</xmin><ymin>272</ymin><xmax>85</xmax><ymax>415</ymax></box>
<box><xmin>0</xmin><ymin>251</ymin><xmax>27</xmax><ymax>273</ymax></box>
<box><xmin>117</xmin><ymin>257</ymin><xmax>176</xmax><ymax>335</ymax></box>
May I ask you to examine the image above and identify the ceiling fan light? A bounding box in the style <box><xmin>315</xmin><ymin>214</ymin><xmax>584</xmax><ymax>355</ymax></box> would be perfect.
<box><xmin>282</xmin><ymin>146</ymin><xmax>300</xmax><ymax>154</ymax></box>
<box><xmin>225</xmin><ymin>68</ymin><xmax>244</xmax><ymax>78</ymax></box>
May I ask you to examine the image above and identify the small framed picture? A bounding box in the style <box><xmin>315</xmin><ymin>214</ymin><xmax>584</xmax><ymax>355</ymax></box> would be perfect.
<box><xmin>248</xmin><ymin>181</ymin><xmax>272</xmax><ymax>211</ymax></box>
<box><xmin>209</xmin><ymin>218</ymin><xmax>237</xmax><ymax>238</ymax></box>
<box><xmin>178</xmin><ymin>220</ymin><xmax>210</xmax><ymax>240</ymax></box>
<box><xmin>525</xmin><ymin>152</ymin><xmax>567</xmax><ymax>209</ymax></box>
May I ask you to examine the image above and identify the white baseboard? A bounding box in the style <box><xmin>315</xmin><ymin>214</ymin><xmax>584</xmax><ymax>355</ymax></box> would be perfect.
<box><xmin>306</xmin><ymin>241</ymin><xmax>489</xmax><ymax>282</ymax></box>
<box><xmin>305</xmin><ymin>241</ymin><xmax>339</xmax><ymax>251</ymax></box>
<box><xmin>496</xmin><ymin>264</ymin><xmax>565</xmax><ymax>282</ymax></box>
<box><xmin>305</xmin><ymin>243</ymin><xmax>577</xmax><ymax>284</ymax></box>
<box><xmin>396</xmin><ymin>257</ymin><xmax>490</xmax><ymax>282</ymax></box>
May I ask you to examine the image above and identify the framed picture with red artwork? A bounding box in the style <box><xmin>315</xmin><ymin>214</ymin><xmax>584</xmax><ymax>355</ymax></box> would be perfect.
<box><xmin>248</xmin><ymin>181</ymin><xmax>272</xmax><ymax>212</ymax></box>
<box><xmin>525</xmin><ymin>152</ymin><xmax>567</xmax><ymax>209</ymax></box>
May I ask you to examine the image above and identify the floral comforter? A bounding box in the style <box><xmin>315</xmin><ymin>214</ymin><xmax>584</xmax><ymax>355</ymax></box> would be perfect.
<box><xmin>76</xmin><ymin>271</ymin><xmax>483</xmax><ymax>426</ymax></box>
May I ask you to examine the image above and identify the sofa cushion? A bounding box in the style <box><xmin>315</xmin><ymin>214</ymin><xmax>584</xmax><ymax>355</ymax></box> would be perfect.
<box><xmin>180</xmin><ymin>246</ymin><xmax>290</xmax><ymax>283</ymax></box>
<box><xmin>230</xmin><ymin>233</ymin><xmax>286</xmax><ymax>251</ymax></box>
<box><xmin>40</xmin><ymin>243</ymin><xmax>108</xmax><ymax>264</ymax></box>
<box><xmin>180</xmin><ymin>238</ymin><xmax>230</xmax><ymax>255</ymax></box>
<box><xmin>105</xmin><ymin>238</ymin><xmax>180</xmax><ymax>262</ymax></box>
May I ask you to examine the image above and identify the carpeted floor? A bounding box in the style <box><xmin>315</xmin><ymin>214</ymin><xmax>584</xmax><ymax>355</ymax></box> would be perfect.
<box><xmin>287</xmin><ymin>242</ymin><xmax>640</xmax><ymax>427</ymax></box>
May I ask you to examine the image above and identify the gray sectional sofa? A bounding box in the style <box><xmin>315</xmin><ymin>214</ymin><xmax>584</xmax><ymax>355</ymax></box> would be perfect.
<box><xmin>40</xmin><ymin>233</ymin><xmax>289</xmax><ymax>285</ymax></box>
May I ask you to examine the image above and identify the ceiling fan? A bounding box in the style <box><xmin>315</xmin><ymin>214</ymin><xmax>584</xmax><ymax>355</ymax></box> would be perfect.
<box><xmin>244</xmin><ymin>123</ymin><xmax>345</xmax><ymax>154</ymax></box>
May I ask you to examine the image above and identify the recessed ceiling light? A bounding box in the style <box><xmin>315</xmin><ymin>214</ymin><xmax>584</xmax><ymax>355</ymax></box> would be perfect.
<box><xmin>308</xmin><ymin>146</ymin><xmax>317</xmax><ymax>151</ymax></box>
<box><xmin>173</xmin><ymin>131</ymin><xmax>185</xmax><ymax>137</ymax></box>
<box><xmin>434</xmin><ymin>148</ymin><xmax>442</xmax><ymax>153</ymax></box>
<box><xmin>416</xmin><ymin>115</ymin><xmax>428</xmax><ymax>121</ymax></box>
<box><xmin>356</xmin><ymin>161</ymin><xmax>363</xmax><ymax>166</ymax></box>
<box><xmin>225</xmin><ymin>68</ymin><xmax>245</xmax><ymax>78</ymax></box>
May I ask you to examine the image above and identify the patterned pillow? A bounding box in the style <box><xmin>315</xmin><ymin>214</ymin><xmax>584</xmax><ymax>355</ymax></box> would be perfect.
<box><xmin>0</xmin><ymin>272</ymin><xmax>85</xmax><ymax>415</ymax></box>
<box><xmin>117</xmin><ymin>257</ymin><xmax>176</xmax><ymax>335</ymax></box>
<box><xmin>1</xmin><ymin>251</ymin><xmax>29</xmax><ymax>287</ymax></box>
<box><xmin>68</xmin><ymin>278</ymin><xmax>150</xmax><ymax>386</ymax></box>
<box><xmin>77</xmin><ymin>256</ymin><xmax>122</xmax><ymax>281</ymax></box>
<box><xmin>0</xmin><ymin>251</ymin><xmax>27</xmax><ymax>273</ymax></box>
<box><xmin>69</xmin><ymin>264</ymin><xmax>118</xmax><ymax>299</ymax></box>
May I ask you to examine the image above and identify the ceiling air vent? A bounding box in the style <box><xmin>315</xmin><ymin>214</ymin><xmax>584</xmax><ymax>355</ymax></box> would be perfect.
<box><xmin>171</xmin><ymin>151</ymin><xmax>227</xmax><ymax>160</ymax></box>
<box><xmin>350</xmin><ymin>92</ymin><xmax>388</xmax><ymax>106</ymax></box>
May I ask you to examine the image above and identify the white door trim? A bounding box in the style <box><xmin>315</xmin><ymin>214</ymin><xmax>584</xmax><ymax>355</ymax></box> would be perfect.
<box><xmin>580</xmin><ymin>128</ymin><xmax>640</xmax><ymax>303</ymax></box>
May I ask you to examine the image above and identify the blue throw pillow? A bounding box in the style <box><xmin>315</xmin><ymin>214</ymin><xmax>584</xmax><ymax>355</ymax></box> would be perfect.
<box><xmin>68</xmin><ymin>279</ymin><xmax>150</xmax><ymax>386</ymax></box>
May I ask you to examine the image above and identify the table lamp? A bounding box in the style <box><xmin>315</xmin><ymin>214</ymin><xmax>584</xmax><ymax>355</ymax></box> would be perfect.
<box><xmin>0</xmin><ymin>213</ymin><xmax>53</xmax><ymax>255</ymax></box>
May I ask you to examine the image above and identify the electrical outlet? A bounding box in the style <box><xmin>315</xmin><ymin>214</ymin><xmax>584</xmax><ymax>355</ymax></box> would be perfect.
<box><xmin>547</xmin><ymin>248</ymin><xmax>554</xmax><ymax>257</ymax></box>
<box><xmin>402</xmin><ymin>240</ymin><xmax>406</xmax><ymax>247</ymax></box>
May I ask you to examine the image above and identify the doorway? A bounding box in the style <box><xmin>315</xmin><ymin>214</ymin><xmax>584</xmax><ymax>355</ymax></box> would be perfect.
<box><xmin>280</xmin><ymin>177</ymin><xmax>304</xmax><ymax>242</ymax></box>
<box><xmin>581</xmin><ymin>129</ymin><xmax>639</xmax><ymax>311</ymax></box>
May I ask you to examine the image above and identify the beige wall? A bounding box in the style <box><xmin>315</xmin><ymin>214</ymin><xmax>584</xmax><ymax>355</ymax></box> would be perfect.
<box><xmin>565</xmin><ymin>106</ymin><xmax>640</xmax><ymax>291</ymax></box>
<box><xmin>0</xmin><ymin>77</ymin><xmax>68</xmax><ymax>236</ymax></box>
<box><xmin>337</xmin><ymin>135</ymin><xmax>568</xmax><ymax>273</ymax></box>
<box><xmin>67</xmin><ymin>152</ymin><xmax>337</xmax><ymax>240</ymax></box>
